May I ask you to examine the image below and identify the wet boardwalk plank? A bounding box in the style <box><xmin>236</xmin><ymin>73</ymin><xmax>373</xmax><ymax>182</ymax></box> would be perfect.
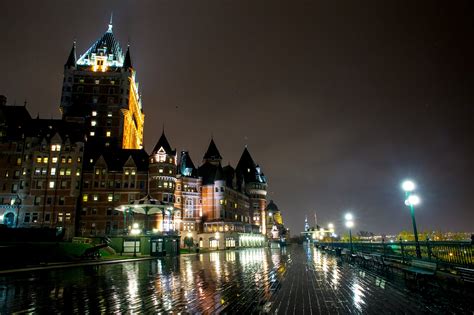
<box><xmin>0</xmin><ymin>246</ymin><xmax>473</xmax><ymax>314</ymax></box>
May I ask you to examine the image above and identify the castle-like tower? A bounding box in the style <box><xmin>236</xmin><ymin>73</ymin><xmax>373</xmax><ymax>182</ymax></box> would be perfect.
<box><xmin>60</xmin><ymin>18</ymin><xmax>144</xmax><ymax>149</ymax></box>
<box><xmin>235</xmin><ymin>147</ymin><xmax>268</xmax><ymax>233</ymax></box>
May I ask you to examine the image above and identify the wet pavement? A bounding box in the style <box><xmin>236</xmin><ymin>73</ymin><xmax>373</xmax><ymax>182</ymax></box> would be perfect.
<box><xmin>0</xmin><ymin>245</ymin><xmax>472</xmax><ymax>314</ymax></box>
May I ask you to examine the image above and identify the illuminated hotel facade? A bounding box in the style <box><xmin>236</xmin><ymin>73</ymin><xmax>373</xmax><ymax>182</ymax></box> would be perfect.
<box><xmin>0</xmin><ymin>18</ymin><xmax>286</xmax><ymax>249</ymax></box>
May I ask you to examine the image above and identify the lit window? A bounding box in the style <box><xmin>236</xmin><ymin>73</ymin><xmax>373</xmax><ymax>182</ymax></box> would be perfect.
<box><xmin>76</xmin><ymin>169</ymin><xmax>81</xmax><ymax>176</ymax></box>
<box><xmin>52</xmin><ymin>157</ymin><xmax>58</xmax><ymax>163</ymax></box>
<box><xmin>66</xmin><ymin>168</ymin><xmax>71</xmax><ymax>176</ymax></box>
<box><xmin>83</xmin><ymin>194</ymin><xmax>88</xmax><ymax>202</ymax></box>
<box><xmin>49</xmin><ymin>181</ymin><xmax>55</xmax><ymax>188</ymax></box>
<box><xmin>219</xmin><ymin>199</ymin><xmax>224</xmax><ymax>205</ymax></box>
<box><xmin>90</xmin><ymin>131</ymin><xmax>95</xmax><ymax>136</ymax></box>
<box><xmin>164</xmin><ymin>182</ymin><xmax>168</xmax><ymax>188</ymax></box>
<box><xmin>107</xmin><ymin>112</ymin><xmax>112</xmax><ymax>117</ymax></box>
<box><xmin>92</xmin><ymin>111</ymin><xmax>97</xmax><ymax>116</ymax></box>
<box><xmin>59</xmin><ymin>168</ymin><xmax>65</xmax><ymax>176</ymax></box>
<box><xmin>36</xmin><ymin>157</ymin><xmax>42</xmax><ymax>163</ymax></box>
<box><xmin>43</xmin><ymin>157</ymin><xmax>49</xmax><ymax>163</ymax></box>
<box><xmin>106</xmin><ymin>131</ymin><xmax>111</xmax><ymax>137</ymax></box>
<box><xmin>108</xmin><ymin>194</ymin><xmax>113</xmax><ymax>202</ymax></box>
<box><xmin>95</xmin><ymin>80</ymin><xmax>100</xmax><ymax>85</ymax></box>
<box><xmin>131</xmin><ymin>170</ymin><xmax>136</xmax><ymax>175</ymax></box>
<box><xmin>159</xmin><ymin>169</ymin><xmax>163</xmax><ymax>173</ymax></box>
<box><xmin>51</xmin><ymin>168</ymin><xmax>56</xmax><ymax>175</ymax></box>
<box><xmin>16</xmin><ymin>158</ymin><xmax>22</xmax><ymax>165</ymax></box>
<box><xmin>125</xmin><ymin>170</ymin><xmax>130</xmax><ymax>175</ymax></box>
<box><xmin>51</xmin><ymin>145</ymin><xmax>61</xmax><ymax>152</ymax></box>
<box><xmin>91</xmin><ymin>120</ymin><xmax>97</xmax><ymax>126</ymax></box>
<box><xmin>93</xmin><ymin>195</ymin><xmax>98</xmax><ymax>201</ymax></box>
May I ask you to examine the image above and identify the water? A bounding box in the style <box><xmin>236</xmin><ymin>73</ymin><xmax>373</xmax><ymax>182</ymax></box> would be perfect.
<box><xmin>0</xmin><ymin>246</ymin><xmax>472</xmax><ymax>313</ymax></box>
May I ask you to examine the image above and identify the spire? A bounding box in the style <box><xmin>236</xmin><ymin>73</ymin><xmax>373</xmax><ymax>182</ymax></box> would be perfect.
<box><xmin>108</xmin><ymin>13</ymin><xmax>113</xmax><ymax>33</ymax></box>
<box><xmin>152</xmin><ymin>130</ymin><xmax>173</xmax><ymax>155</ymax></box>
<box><xmin>203</xmin><ymin>138</ymin><xmax>222</xmax><ymax>162</ymax></box>
<box><xmin>65</xmin><ymin>41</ymin><xmax>76</xmax><ymax>68</ymax></box>
<box><xmin>123</xmin><ymin>45</ymin><xmax>132</xmax><ymax>69</ymax></box>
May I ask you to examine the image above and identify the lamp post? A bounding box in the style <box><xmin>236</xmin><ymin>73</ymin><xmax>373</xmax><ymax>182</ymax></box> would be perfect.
<box><xmin>328</xmin><ymin>223</ymin><xmax>334</xmax><ymax>242</ymax></box>
<box><xmin>344</xmin><ymin>213</ymin><xmax>354</xmax><ymax>253</ymax></box>
<box><xmin>402</xmin><ymin>180</ymin><xmax>421</xmax><ymax>258</ymax></box>
<box><xmin>12</xmin><ymin>195</ymin><xmax>22</xmax><ymax>228</ymax></box>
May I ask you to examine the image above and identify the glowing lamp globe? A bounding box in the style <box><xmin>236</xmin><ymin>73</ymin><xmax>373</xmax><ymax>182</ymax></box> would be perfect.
<box><xmin>402</xmin><ymin>180</ymin><xmax>416</xmax><ymax>192</ymax></box>
<box><xmin>345</xmin><ymin>221</ymin><xmax>354</xmax><ymax>228</ymax></box>
<box><xmin>344</xmin><ymin>213</ymin><xmax>353</xmax><ymax>221</ymax></box>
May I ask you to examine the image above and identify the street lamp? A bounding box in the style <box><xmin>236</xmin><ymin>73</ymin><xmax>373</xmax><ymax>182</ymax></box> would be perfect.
<box><xmin>402</xmin><ymin>180</ymin><xmax>421</xmax><ymax>258</ymax></box>
<box><xmin>344</xmin><ymin>213</ymin><xmax>354</xmax><ymax>253</ymax></box>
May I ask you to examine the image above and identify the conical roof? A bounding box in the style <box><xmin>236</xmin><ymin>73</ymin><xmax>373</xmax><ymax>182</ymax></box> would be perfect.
<box><xmin>236</xmin><ymin>147</ymin><xmax>266</xmax><ymax>184</ymax></box>
<box><xmin>266</xmin><ymin>200</ymin><xmax>280</xmax><ymax>211</ymax></box>
<box><xmin>65</xmin><ymin>42</ymin><xmax>76</xmax><ymax>67</ymax></box>
<box><xmin>152</xmin><ymin>131</ymin><xmax>174</xmax><ymax>155</ymax></box>
<box><xmin>124</xmin><ymin>45</ymin><xmax>132</xmax><ymax>69</ymax></box>
<box><xmin>179</xmin><ymin>151</ymin><xmax>197</xmax><ymax>177</ymax></box>
<box><xmin>203</xmin><ymin>139</ymin><xmax>222</xmax><ymax>161</ymax></box>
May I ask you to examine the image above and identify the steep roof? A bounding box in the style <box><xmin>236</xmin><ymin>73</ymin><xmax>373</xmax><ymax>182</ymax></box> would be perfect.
<box><xmin>65</xmin><ymin>42</ymin><xmax>76</xmax><ymax>68</ymax></box>
<box><xmin>222</xmin><ymin>164</ymin><xmax>235</xmax><ymax>188</ymax></box>
<box><xmin>236</xmin><ymin>147</ymin><xmax>266</xmax><ymax>184</ymax></box>
<box><xmin>203</xmin><ymin>138</ymin><xmax>222</xmax><ymax>161</ymax></box>
<box><xmin>178</xmin><ymin>151</ymin><xmax>197</xmax><ymax>177</ymax></box>
<box><xmin>198</xmin><ymin>161</ymin><xmax>224</xmax><ymax>185</ymax></box>
<box><xmin>76</xmin><ymin>21</ymin><xmax>124</xmax><ymax>68</ymax></box>
<box><xmin>266</xmin><ymin>200</ymin><xmax>280</xmax><ymax>212</ymax></box>
<box><xmin>84</xmin><ymin>148</ymin><xmax>149</xmax><ymax>172</ymax></box>
<box><xmin>123</xmin><ymin>45</ymin><xmax>132</xmax><ymax>69</ymax></box>
<box><xmin>151</xmin><ymin>131</ymin><xmax>174</xmax><ymax>155</ymax></box>
<box><xmin>0</xmin><ymin>104</ymin><xmax>32</xmax><ymax>140</ymax></box>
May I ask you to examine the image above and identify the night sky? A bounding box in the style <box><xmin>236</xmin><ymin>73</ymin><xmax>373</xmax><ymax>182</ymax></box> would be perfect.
<box><xmin>1</xmin><ymin>0</ymin><xmax>473</xmax><ymax>235</ymax></box>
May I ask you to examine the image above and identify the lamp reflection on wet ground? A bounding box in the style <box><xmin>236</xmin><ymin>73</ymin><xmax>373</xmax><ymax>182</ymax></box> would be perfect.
<box><xmin>0</xmin><ymin>246</ymin><xmax>472</xmax><ymax>313</ymax></box>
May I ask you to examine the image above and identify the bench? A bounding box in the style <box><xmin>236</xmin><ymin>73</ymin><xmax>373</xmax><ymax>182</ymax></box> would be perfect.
<box><xmin>402</xmin><ymin>259</ymin><xmax>437</xmax><ymax>287</ymax></box>
<box><xmin>456</xmin><ymin>267</ymin><xmax>474</xmax><ymax>285</ymax></box>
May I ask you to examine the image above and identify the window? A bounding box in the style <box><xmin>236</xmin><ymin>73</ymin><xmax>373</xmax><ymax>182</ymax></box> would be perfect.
<box><xmin>90</xmin><ymin>131</ymin><xmax>95</xmax><ymax>136</ymax></box>
<box><xmin>52</xmin><ymin>157</ymin><xmax>58</xmax><ymax>163</ymax></box>
<box><xmin>35</xmin><ymin>168</ymin><xmax>41</xmax><ymax>175</ymax></box>
<box><xmin>16</xmin><ymin>158</ymin><xmax>22</xmax><ymax>165</ymax></box>
<box><xmin>61</xmin><ymin>180</ymin><xmax>67</xmax><ymax>188</ymax></box>
<box><xmin>124</xmin><ymin>170</ymin><xmax>129</xmax><ymax>175</ymax></box>
<box><xmin>47</xmin><ymin>197</ymin><xmax>52</xmax><ymax>205</ymax></box>
<box><xmin>51</xmin><ymin>145</ymin><xmax>61</xmax><ymax>151</ymax></box>
<box><xmin>44</xmin><ymin>213</ymin><xmax>51</xmax><ymax>222</ymax></box>
<box><xmin>34</xmin><ymin>196</ymin><xmax>41</xmax><ymax>205</ymax></box>
<box><xmin>49</xmin><ymin>181</ymin><xmax>55</xmax><ymax>189</ymax></box>
<box><xmin>95</xmin><ymin>169</ymin><xmax>100</xmax><ymax>175</ymax></box>
<box><xmin>76</xmin><ymin>169</ymin><xmax>81</xmax><ymax>176</ymax></box>
<box><xmin>66</xmin><ymin>169</ymin><xmax>71</xmax><ymax>176</ymax></box>
<box><xmin>24</xmin><ymin>213</ymin><xmax>31</xmax><ymax>223</ymax></box>
<box><xmin>36</xmin><ymin>157</ymin><xmax>42</xmax><ymax>163</ymax></box>
<box><xmin>50</xmin><ymin>168</ymin><xmax>56</xmax><ymax>175</ymax></box>
<box><xmin>58</xmin><ymin>212</ymin><xmax>64</xmax><ymax>222</ymax></box>
<box><xmin>159</xmin><ymin>169</ymin><xmax>163</xmax><ymax>173</ymax></box>
<box><xmin>67</xmin><ymin>157</ymin><xmax>72</xmax><ymax>163</ymax></box>
<box><xmin>91</xmin><ymin>120</ymin><xmax>97</xmax><ymax>126</ymax></box>
<box><xmin>61</xmin><ymin>157</ymin><xmax>66</xmax><ymax>163</ymax></box>
<box><xmin>11</xmin><ymin>184</ymin><xmax>18</xmax><ymax>193</ymax></box>
<box><xmin>93</xmin><ymin>195</ymin><xmax>98</xmax><ymax>201</ymax></box>
<box><xmin>131</xmin><ymin>170</ymin><xmax>136</xmax><ymax>175</ymax></box>
<box><xmin>83</xmin><ymin>194</ymin><xmax>88</xmax><ymax>202</ymax></box>
<box><xmin>108</xmin><ymin>194</ymin><xmax>113</xmax><ymax>202</ymax></box>
<box><xmin>219</xmin><ymin>199</ymin><xmax>224</xmax><ymax>205</ymax></box>
<box><xmin>107</xmin><ymin>112</ymin><xmax>112</xmax><ymax>117</ymax></box>
<box><xmin>42</xmin><ymin>168</ymin><xmax>47</xmax><ymax>175</ymax></box>
<box><xmin>106</xmin><ymin>131</ymin><xmax>111</xmax><ymax>137</ymax></box>
<box><xmin>59</xmin><ymin>168</ymin><xmax>65</xmax><ymax>176</ymax></box>
<box><xmin>43</xmin><ymin>157</ymin><xmax>48</xmax><ymax>163</ymax></box>
<box><xmin>94</xmin><ymin>80</ymin><xmax>100</xmax><ymax>85</ymax></box>
<box><xmin>14</xmin><ymin>170</ymin><xmax>20</xmax><ymax>178</ymax></box>
<box><xmin>58</xmin><ymin>197</ymin><xmax>65</xmax><ymax>205</ymax></box>
<box><xmin>65</xmin><ymin>213</ymin><xmax>71</xmax><ymax>222</ymax></box>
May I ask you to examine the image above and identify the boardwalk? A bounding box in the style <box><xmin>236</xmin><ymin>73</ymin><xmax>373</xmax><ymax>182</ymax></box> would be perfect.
<box><xmin>0</xmin><ymin>245</ymin><xmax>472</xmax><ymax>313</ymax></box>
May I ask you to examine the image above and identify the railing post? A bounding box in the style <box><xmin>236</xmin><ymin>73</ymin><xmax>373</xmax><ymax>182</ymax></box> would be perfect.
<box><xmin>382</xmin><ymin>238</ymin><xmax>386</xmax><ymax>257</ymax></box>
<box><xmin>399</xmin><ymin>237</ymin><xmax>405</xmax><ymax>263</ymax></box>
<box><xmin>426</xmin><ymin>237</ymin><xmax>432</xmax><ymax>260</ymax></box>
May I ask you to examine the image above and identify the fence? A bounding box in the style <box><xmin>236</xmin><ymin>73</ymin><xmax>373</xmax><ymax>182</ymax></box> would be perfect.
<box><xmin>317</xmin><ymin>240</ymin><xmax>473</xmax><ymax>268</ymax></box>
